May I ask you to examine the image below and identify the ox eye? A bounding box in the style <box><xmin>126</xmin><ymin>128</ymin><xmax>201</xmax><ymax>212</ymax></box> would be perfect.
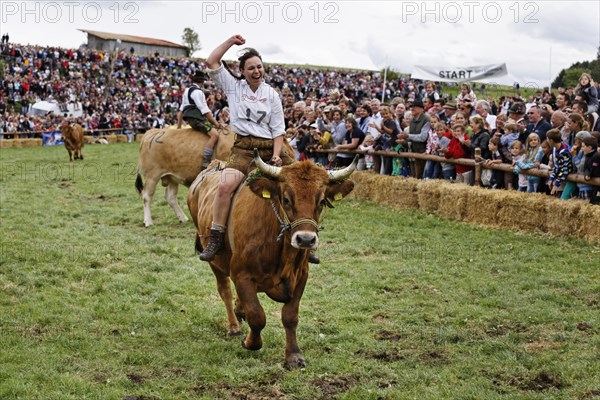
<box><xmin>282</xmin><ymin>197</ymin><xmax>292</xmax><ymax>206</ymax></box>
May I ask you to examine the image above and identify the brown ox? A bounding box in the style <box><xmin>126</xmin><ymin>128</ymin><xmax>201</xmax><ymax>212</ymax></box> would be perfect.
<box><xmin>135</xmin><ymin>127</ymin><xmax>234</xmax><ymax>227</ymax></box>
<box><xmin>187</xmin><ymin>150</ymin><xmax>357</xmax><ymax>369</ymax></box>
<box><xmin>61</xmin><ymin>123</ymin><xmax>84</xmax><ymax>161</ymax></box>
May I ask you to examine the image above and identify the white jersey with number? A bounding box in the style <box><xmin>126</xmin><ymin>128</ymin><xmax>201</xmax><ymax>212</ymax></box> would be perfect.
<box><xmin>207</xmin><ymin>63</ymin><xmax>284</xmax><ymax>140</ymax></box>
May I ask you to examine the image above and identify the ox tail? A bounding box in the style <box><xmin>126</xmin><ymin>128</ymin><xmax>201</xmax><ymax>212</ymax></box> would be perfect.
<box><xmin>135</xmin><ymin>165</ymin><xmax>144</xmax><ymax>194</ymax></box>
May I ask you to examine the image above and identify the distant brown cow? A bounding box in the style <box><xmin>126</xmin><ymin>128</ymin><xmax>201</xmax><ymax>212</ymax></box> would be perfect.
<box><xmin>187</xmin><ymin>151</ymin><xmax>357</xmax><ymax>369</ymax></box>
<box><xmin>135</xmin><ymin>127</ymin><xmax>235</xmax><ymax>227</ymax></box>
<box><xmin>61</xmin><ymin>123</ymin><xmax>84</xmax><ymax>161</ymax></box>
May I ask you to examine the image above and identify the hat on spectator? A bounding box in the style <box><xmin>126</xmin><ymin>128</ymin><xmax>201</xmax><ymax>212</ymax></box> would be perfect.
<box><xmin>411</xmin><ymin>99</ymin><xmax>424</xmax><ymax>108</ymax></box>
<box><xmin>443</xmin><ymin>103</ymin><xmax>457</xmax><ymax>110</ymax></box>
<box><xmin>310</xmin><ymin>123</ymin><xmax>319</xmax><ymax>129</ymax></box>
<box><xmin>191</xmin><ymin>71</ymin><xmax>209</xmax><ymax>83</ymax></box>
<box><xmin>323</xmin><ymin>106</ymin><xmax>332</xmax><ymax>112</ymax></box>
<box><xmin>509</xmin><ymin>102</ymin><xmax>526</xmax><ymax>114</ymax></box>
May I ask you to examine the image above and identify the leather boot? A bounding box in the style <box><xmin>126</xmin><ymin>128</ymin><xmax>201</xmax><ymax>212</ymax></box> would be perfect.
<box><xmin>199</xmin><ymin>229</ymin><xmax>225</xmax><ymax>261</ymax></box>
<box><xmin>308</xmin><ymin>250</ymin><xmax>320</xmax><ymax>264</ymax></box>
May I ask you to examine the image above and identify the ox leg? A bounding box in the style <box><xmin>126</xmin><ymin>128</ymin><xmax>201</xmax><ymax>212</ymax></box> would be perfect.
<box><xmin>165</xmin><ymin>181</ymin><xmax>189</xmax><ymax>223</ymax></box>
<box><xmin>210</xmin><ymin>263</ymin><xmax>242</xmax><ymax>336</ymax></box>
<box><xmin>234</xmin><ymin>279</ymin><xmax>265</xmax><ymax>351</ymax></box>
<box><xmin>142</xmin><ymin>178</ymin><xmax>158</xmax><ymax>227</ymax></box>
<box><xmin>234</xmin><ymin>297</ymin><xmax>246</xmax><ymax>323</ymax></box>
<box><xmin>282</xmin><ymin>270</ymin><xmax>309</xmax><ymax>370</ymax></box>
<box><xmin>67</xmin><ymin>148</ymin><xmax>73</xmax><ymax>162</ymax></box>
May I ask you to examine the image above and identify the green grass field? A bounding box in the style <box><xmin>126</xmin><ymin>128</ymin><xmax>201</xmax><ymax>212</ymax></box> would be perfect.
<box><xmin>1</xmin><ymin>143</ymin><xmax>599</xmax><ymax>400</ymax></box>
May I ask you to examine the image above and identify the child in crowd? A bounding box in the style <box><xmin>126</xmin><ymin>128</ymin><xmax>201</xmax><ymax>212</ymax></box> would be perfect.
<box><xmin>546</xmin><ymin>128</ymin><xmax>575</xmax><ymax>198</ymax></box>
<box><xmin>440</xmin><ymin>124</ymin><xmax>472</xmax><ymax>184</ymax></box>
<box><xmin>515</xmin><ymin>133</ymin><xmax>544</xmax><ymax>192</ymax></box>
<box><xmin>573</xmin><ymin>131</ymin><xmax>594</xmax><ymax>199</ymax></box>
<box><xmin>391</xmin><ymin>134</ymin><xmax>408</xmax><ymax>177</ymax></box>
<box><xmin>484</xmin><ymin>136</ymin><xmax>505</xmax><ymax>189</ymax></box>
<box><xmin>359</xmin><ymin>134</ymin><xmax>375</xmax><ymax>171</ymax></box>
<box><xmin>510</xmin><ymin>140</ymin><xmax>527</xmax><ymax>191</ymax></box>
<box><xmin>436</xmin><ymin>123</ymin><xmax>455</xmax><ymax>180</ymax></box>
<box><xmin>536</xmin><ymin>140</ymin><xmax>553</xmax><ymax>194</ymax></box>
<box><xmin>423</xmin><ymin>122</ymin><xmax>443</xmax><ymax>179</ymax></box>
<box><xmin>582</xmin><ymin>136</ymin><xmax>600</xmax><ymax>203</ymax></box>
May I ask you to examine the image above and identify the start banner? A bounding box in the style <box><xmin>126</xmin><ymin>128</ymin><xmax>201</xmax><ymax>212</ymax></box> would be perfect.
<box><xmin>412</xmin><ymin>63</ymin><xmax>508</xmax><ymax>83</ymax></box>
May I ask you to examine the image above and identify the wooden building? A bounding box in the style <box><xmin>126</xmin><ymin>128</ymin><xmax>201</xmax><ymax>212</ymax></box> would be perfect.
<box><xmin>79</xmin><ymin>29</ymin><xmax>188</xmax><ymax>57</ymax></box>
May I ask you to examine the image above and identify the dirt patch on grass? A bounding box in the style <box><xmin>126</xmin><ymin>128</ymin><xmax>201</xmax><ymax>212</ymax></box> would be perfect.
<box><xmin>376</xmin><ymin>329</ymin><xmax>404</xmax><ymax>341</ymax></box>
<box><xmin>192</xmin><ymin>375</ymin><xmax>289</xmax><ymax>400</ymax></box>
<box><xmin>484</xmin><ymin>322</ymin><xmax>528</xmax><ymax>337</ymax></box>
<box><xmin>507</xmin><ymin>371</ymin><xmax>564</xmax><ymax>391</ymax></box>
<box><xmin>523</xmin><ymin>340</ymin><xmax>561</xmax><ymax>352</ymax></box>
<box><xmin>355</xmin><ymin>348</ymin><xmax>405</xmax><ymax>362</ymax></box>
<box><xmin>580</xmin><ymin>389</ymin><xmax>600</xmax><ymax>399</ymax></box>
<box><xmin>419</xmin><ymin>349</ymin><xmax>449</xmax><ymax>363</ymax></box>
<box><xmin>126</xmin><ymin>373</ymin><xmax>146</xmax><ymax>384</ymax></box>
<box><xmin>311</xmin><ymin>375</ymin><xmax>359</xmax><ymax>399</ymax></box>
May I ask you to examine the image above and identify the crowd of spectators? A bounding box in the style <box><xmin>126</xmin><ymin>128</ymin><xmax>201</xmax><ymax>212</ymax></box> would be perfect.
<box><xmin>1</xmin><ymin>40</ymin><xmax>599</xmax><ymax>202</ymax></box>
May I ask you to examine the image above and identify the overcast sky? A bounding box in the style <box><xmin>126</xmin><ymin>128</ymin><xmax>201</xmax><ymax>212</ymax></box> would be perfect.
<box><xmin>2</xmin><ymin>1</ymin><xmax>598</xmax><ymax>87</ymax></box>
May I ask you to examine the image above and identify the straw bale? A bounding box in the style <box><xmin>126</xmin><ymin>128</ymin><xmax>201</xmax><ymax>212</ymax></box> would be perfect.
<box><xmin>544</xmin><ymin>198</ymin><xmax>583</xmax><ymax>237</ymax></box>
<box><xmin>437</xmin><ymin>182</ymin><xmax>469</xmax><ymax>220</ymax></box>
<box><xmin>83</xmin><ymin>135</ymin><xmax>95</xmax><ymax>144</ymax></box>
<box><xmin>12</xmin><ymin>140</ymin><xmax>23</xmax><ymax>148</ymax></box>
<box><xmin>348</xmin><ymin>171</ymin><xmax>379</xmax><ymax>202</ymax></box>
<box><xmin>21</xmin><ymin>139</ymin><xmax>42</xmax><ymax>148</ymax></box>
<box><xmin>577</xmin><ymin>203</ymin><xmax>600</xmax><ymax>242</ymax></box>
<box><xmin>495</xmin><ymin>190</ymin><xmax>547</xmax><ymax>231</ymax></box>
<box><xmin>462</xmin><ymin>186</ymin><xmax>503</xmax><ymax>226</ymax></box>
<box><xmin>372</xmin><ymin>176</ymin><xmax>419</xmax><ymax>209</ymax></box>
<box><xmin>416</xmin><ymin>179</ymin><xmax>443</xmax><ymax>212</ymax></box>
<box><xmin>102</xmin><ymin>134</ymin><xmax>118</xmax><ymax>144</ymax></box>
<box><xmin>0</xmin><ymin>140</ymin><xmax>14</xmax><ymax>148</ymax></box>
<box><xmin>135</xmin><ymin>133</ymin><xmax>145</xmax><ymax>141</ymax></box>
<box><xmin>116</xmin><ymin>134</ymin><xmax>128</xmax><ymax>143</ymax></box>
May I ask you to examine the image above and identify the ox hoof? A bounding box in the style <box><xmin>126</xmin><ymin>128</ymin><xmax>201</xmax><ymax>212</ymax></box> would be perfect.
<box><xmin>284</xmin><ymin>354</ymin><xmax>306</xmax><ymax>370</ymax></box>
<box><xmin>227</xmin><ymin>327</ymin><xmax>243</xmax><ymax>337</ymax></box>
<box><xmin>144</xmin><ymin>221</ymin><xmax>153</xmax><ymax>228</ymax></box>
<box><xmin>179</xmin><ymin>216</ymin><xmax>189</xmax><ymax>223</ymax></box>
<box><xmin>241</xmin><ymin>336</ymin><xmax>262</xmax><ymax>351</ymax></box>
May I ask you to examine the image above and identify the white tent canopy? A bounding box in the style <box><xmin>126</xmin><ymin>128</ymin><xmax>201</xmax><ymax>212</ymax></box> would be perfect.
<box><xmin>28</xmin><ymin>101</ymin><xmax>60</xmax><ymax>116</ymax></box>
<box><xmin>28</xmin><ymin>100</ymin><xmax>83</xmax><ymax>117</ymax></box>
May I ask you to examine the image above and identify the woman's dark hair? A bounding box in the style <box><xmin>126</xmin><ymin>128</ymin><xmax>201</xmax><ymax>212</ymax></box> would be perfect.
<box><xmin>346</xmin><ymin>117</ymin><xmax>358</xmax><ymax>130</ymax></box>
<box><xmin>362</xmin><ymin>104</ymin><xmax>372</xmax><ymax>116</ymax></box>
<box><xmin>223</xmin><ymin>47</ymin><xmax>263</xmax><ymax>81</ymax></box>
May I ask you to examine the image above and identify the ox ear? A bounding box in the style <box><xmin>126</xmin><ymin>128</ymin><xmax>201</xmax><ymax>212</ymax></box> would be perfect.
<box><xmin>325</xmin><ymin>180</ymin><xmax>355</xmax><ymax>203</ymax></box>
<box><xmin>248</xmin><ymin>177</ymin><xmax>280</xmax><ymax>200</ymax></box>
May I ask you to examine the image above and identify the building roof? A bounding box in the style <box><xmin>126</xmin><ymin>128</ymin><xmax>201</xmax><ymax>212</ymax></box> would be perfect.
<box><xmin>79</xmin><ymin>29</ymin><xmax>187</xmax><ymax>49</ymax></box>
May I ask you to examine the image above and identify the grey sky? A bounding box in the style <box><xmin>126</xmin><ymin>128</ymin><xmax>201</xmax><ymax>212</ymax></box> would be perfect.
<box><xmin>2</xmin><ymin>1</ymin><xmax>598</xmax><ymax>87</ymax></box>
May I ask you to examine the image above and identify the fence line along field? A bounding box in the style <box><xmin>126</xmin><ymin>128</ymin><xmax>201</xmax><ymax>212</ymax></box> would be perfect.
<box><xmin>1</xmin><ymin>143</ymin><xmax>599</xmax><ymax>400</ymax></box>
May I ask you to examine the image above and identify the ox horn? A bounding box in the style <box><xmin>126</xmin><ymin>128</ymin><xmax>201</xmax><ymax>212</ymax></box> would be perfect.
<box><xmin>253</xmin><ymin>148</ymin><xmax>282</xmax><ymax>178</ymax></box>
<box><xmin>328</xmin><ymin>155</ymin><xmax>359</xmax><ymax>182</ymax></box>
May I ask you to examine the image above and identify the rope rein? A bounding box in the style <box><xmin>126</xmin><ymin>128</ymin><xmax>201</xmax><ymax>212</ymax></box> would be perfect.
<box><xmin>269</xmin><ymin>199</ymin><xmax>322</xmax><ymax>242</ymax></box>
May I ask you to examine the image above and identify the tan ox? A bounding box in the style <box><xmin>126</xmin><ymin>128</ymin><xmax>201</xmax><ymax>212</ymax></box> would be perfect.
<box><xmin>61</xmin><ymin>123</ymin><xmax>84</xmax><ymax>161</ymax></box>
<box><xmin>187</xmin><ymin>151</ymin><xmax>357</xmax><ymax>369</ymax></box>
<box><xmin>135</xmin><ymin>127</ymin><xmax>235</xmax><ymax>227</ymax></box>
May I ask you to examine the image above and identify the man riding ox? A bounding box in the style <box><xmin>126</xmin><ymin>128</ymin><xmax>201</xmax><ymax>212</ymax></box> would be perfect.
<box><xmin>177</xmin><ymin>71</ymin><xmax>223</xmax><ymax>169</ymax></box>
<box><xmin>187</xmin><ymin>151</ymin><xmax>358</xmax><ymax>369</ymax></box>
<box><xmin>136</xmin><ymin>127</ymin><xmax>234</xmax><ymax>227</ymax></box>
